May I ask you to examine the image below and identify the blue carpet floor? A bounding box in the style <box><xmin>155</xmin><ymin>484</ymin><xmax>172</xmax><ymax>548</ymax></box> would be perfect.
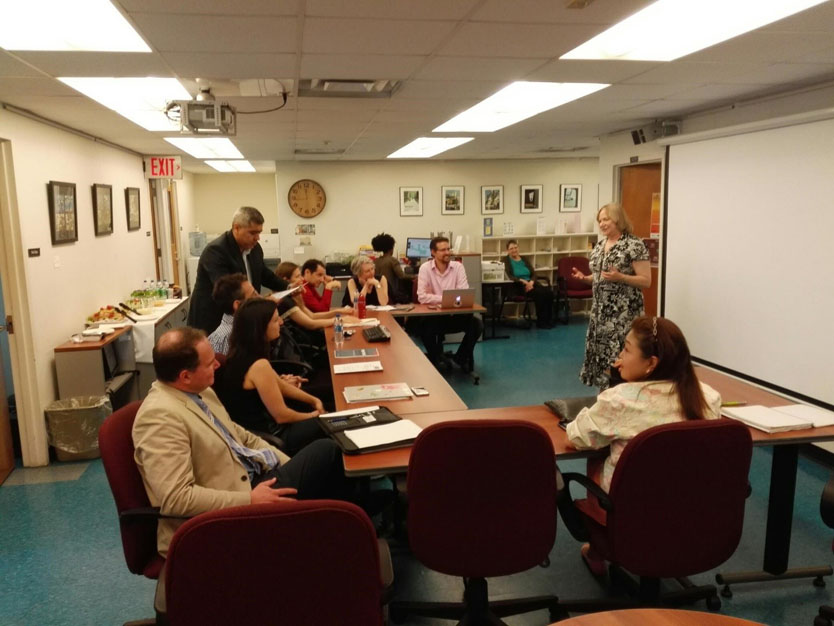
<box><xmin>1</xmin><ymin>317</ymin><xmax>832</xmax><ymax>625</ymax></box>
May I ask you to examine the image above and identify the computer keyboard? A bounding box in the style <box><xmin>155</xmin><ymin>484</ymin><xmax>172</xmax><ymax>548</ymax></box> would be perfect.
<box><xmin>363</xmin><ymin>324</ymin><xmax>392</xmax><ymax>343</ymax></box>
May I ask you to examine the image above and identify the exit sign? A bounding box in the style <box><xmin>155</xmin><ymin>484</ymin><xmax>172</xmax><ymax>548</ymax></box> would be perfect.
<box><xmin>144</xmin><ymin>156</ymin><xmax>183</xmax><ymax>179</ymax></box>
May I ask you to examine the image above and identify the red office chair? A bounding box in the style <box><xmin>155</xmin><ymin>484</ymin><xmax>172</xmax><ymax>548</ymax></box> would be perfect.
<box><xmin>560</xmin><ymin>419</ymin><xmax>752</xmax><ymax>611</ymax></box>
<box><xmin>390</xmin><ymin>419</ymin><xmax>566</xmax><ymax>624</ymax></box>
<box><xmin>99</xmin><ymin>401</ymin><xmax>164</xmax><ymax>625</ymax></box>
<box><xmin>556</xmin><ymin>256</ymin><xmax>592</xmax><ymax>324</ymax></box>
<box><xmin>815</xmin><ymin>476</ymin><xmax>834</xmax><ymax>626</ymax></box>
<box><xmin>164</xmin><ymin>500</ymin><xmax>390</xmax><ymax>626</ymax></box>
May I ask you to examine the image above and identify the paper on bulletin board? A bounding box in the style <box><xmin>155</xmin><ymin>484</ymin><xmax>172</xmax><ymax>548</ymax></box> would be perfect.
<box><xmin>293</xmin><ymin>246</ymin><xmax>305</xmax><ymax>255</ymax></box>
<box><xmin>483</xmin><ymin>218</ymin><xmax>493</xmax><ymax>237</ymax></box>
<box><xmin>536</xmin><ymin>216</ymin><xmax>548</xmax><ymax>235</ymax></box>
<box><xmin>503</xmin><ymin>222</ymin><xmax>514</xmax><ymax>235</ymax></box>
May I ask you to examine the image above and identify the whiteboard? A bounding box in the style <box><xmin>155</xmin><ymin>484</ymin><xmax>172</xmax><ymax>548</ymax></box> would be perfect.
<box><xmin>664</xmin><ymin>117</ymin><xmax>834</xmax><ymax>406</ymax></box>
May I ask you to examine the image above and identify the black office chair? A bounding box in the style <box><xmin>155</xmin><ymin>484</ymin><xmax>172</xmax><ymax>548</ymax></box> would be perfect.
<box><xmin>816</xmin><ymin>476</ymin><xmax>834</xmax><ymax>626</ymax></box>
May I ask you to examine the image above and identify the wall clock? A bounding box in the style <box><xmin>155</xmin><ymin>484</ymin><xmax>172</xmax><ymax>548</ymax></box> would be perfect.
<box><xmin>288</xmin><ymin>179</ymin><xmax>326</xmax><ymax>218</ymax></box>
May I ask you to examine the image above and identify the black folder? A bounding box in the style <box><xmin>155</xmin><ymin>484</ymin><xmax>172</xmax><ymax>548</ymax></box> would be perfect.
<box><xmin>318</xmin><ymin>407</ymin><xmax>414</xmax><ymax>454</ymax></box>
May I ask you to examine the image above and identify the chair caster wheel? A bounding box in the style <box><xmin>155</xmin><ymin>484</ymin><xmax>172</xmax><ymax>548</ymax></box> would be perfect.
<box><xmin>720</xmin><ymin>585</ymin><xmax>733</xmax><ymax>598</ymax></box>
<box><xmin>814</xmin><ymin>575</ymin><xmax>827</xmax><ymax>588</ymax></box>
<box><xmin>706</xmin><ymin>595</ymin><xmax>722</xmax><ymax>611</ymax></box>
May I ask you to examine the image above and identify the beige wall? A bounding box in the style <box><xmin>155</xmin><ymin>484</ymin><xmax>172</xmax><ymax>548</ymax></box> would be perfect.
<box><xmin>271</xmin><ymin>158</ymin><xmax>600</xmax><ymax>263</ymax></box>
<box><xmin>0</xmin><ymin>108</ymin><xmax>156</xmax><ymax>465</ymax></box>
<box><xmin>189</xmin><ymin>173</ymin><xmax>279</xmax><ymax>236</ymax></box>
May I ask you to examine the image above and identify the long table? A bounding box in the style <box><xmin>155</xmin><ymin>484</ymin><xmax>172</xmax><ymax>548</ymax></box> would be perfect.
<box><xmin>325</xmin><ymin>310</ymin><xmax>466</xmax><ymax>415</ymax></box>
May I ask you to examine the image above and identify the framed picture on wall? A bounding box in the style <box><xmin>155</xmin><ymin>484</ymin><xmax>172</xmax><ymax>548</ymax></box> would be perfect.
<box><xmin>441</xmin><ymin>185</ymin><xmax>464</xmax><ymax>215</ymax></box>
<box><xmin>520</xmin><ymin>184</ymin><xmax>543</xmax><ymax>213</ymax></box>
<box><xmin>400</xmin><ymin>186</ymin><xmax>423</xmax><ymax>217</ymax></box>
<box><xmin>92</xmin><ymin>183</ymin><xmax>113</xmax><ymax>236</ymax></box>
<box><xmin>46</xmin><ymin>180</ymin><xmax>78</xmax><ymax>245</ymax></box>
<box><xmin>559</xmin><ymin>184</ymin><xmax>582</xmax><ymax>213</ymax></box>
<box><xmin>125</xmin><ymin>187</ymin><xmax>141</xmax><ymax>231</ymax></box>
<box><xmin>481</xmin><ymin>185</ymin><xmax>503</xmax><ymax>215</ymax></box>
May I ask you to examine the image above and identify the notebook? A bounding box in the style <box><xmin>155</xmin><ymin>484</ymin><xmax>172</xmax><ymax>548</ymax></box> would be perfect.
<box><xmin>771</xmin><ymin>404</ymin><xmax>834</xmax><ymax>428</ymax></box>
<box><xmin>440</xmin><ymin>288</ymin><xmax>475</xmax><ymax>309</ymax></box>
<box><xmin>342</xmin><ymin>382</ymin><xmax>413</xmax><ymax>403</ymax></box>
<box><xmin>722</xmin><ymin>405</ymin><xmax>814</xmax><ymax>433</ymax></box>
<box><xmin>317</xmin><ymin>405</ymin><xmax>419</xmax><ymax>454</ymax></box>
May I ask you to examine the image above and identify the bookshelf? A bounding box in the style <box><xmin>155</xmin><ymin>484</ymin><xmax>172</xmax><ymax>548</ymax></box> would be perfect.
<box><xmin>481</xmin><ymin>233</ymin><xmax>598</xmax><ymax>316</ymax></box>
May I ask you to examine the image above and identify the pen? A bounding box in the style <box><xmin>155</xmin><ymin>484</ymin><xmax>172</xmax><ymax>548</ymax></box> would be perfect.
<box><xmin>721</xmin><ymin>401</ymin><xmax>748</xmax><ymax>407</ymax></box>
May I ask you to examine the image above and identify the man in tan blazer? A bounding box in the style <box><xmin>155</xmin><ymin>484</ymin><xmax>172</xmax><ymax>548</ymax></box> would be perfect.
<box><xmin>133</xmin><ymin>326</ymin><xmax>345</xmax><ymax>556</ymax></box>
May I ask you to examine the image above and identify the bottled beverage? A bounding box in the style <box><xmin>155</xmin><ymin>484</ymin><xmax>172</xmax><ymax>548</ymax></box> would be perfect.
<box><xmin>357</xmin><ymin>292</ymin><xmax>366</xmax><ymax>319</ymax></box>
<box><xmin>333</xmin><ymin>314</ymin><xmax>344</xmax><ymax>349</ymax></box>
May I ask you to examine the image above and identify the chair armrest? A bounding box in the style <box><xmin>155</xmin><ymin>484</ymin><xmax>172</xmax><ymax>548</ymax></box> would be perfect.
<box><xmin>270</xmin><ymin>359</ymin><xmax>314</xmax><ymax>379</ymax></box>
<box><xmin>252</xmin><ymin>429</ymin><xmax>287</xmax><ymax>452</ymax></box>
<box><xmin>119</xmin><ymin>507</ymin><xmax>190</xmax><ymax>522</ymax></box>
<box><xmin>562</xmin><ymin>471</ymin><xmax>613</xmax><ymax>511</ymax></box>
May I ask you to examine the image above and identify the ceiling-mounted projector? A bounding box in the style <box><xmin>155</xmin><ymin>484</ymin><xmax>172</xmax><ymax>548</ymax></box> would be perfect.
<box><xmin>171</xmin><ymin>100</ymin><xmax>236</xmax><ymax>136</ymax></box>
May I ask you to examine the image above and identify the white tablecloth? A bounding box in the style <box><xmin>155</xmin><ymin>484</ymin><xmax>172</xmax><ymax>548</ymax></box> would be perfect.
<box><xmin>131</xmin><ymin>299</ymin><xmax>187</xmax><ymax>363</ymax></box>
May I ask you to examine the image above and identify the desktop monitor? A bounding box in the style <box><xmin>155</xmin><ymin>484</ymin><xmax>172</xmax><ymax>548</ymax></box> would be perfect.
<box><xmin>405</xmin><ymin>237</ymin><xmax>432</xmax><ymax>260</ymax></box>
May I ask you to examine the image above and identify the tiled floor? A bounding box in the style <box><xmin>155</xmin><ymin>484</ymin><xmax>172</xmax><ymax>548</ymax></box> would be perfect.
<box><xmin>1</xmin><ymin>318</ymin><xmax>832</xmax><ymax>625</ymax></box>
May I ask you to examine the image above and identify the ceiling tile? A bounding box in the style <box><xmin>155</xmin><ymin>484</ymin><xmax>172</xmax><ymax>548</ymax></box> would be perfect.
<box><xmin>161</xmin><ymin>52</ymin><xmax>297</xmax><ymax>79</ymax></box>
<box><xmin>414</xmin><ymin>56</ymin><xmax>544</xmax><ymax>81</ymax></box>
<box><xmin>437</xmin><ymin>22</ymin><xmax>602</xmax><ymax>58</ymax></box>
<box><xmin>306</xmin><ymin>0</ymin><xmax>479</xmax><ymax>20</ymax></box>
<box><xmin>472</xmin><ymin>0</ymin><xmax>653</xmax><ymax>25</ymax></box>
<box><xmin>11</xmin><ymin>52</ymin><xmax>173</xmax><ymax>78</ymax></box>
<box><xmin>528</xmin><ymin>59</ymin><xmax>659</xmax><ymax>83</ymax></box>
<box><xmin>0</xmin><ymin>52</ymin><xmax>45</xmax><ymax>78</ymax></box>
<box><xmin>300</xmin><ymin>54</ymin><xmax>425</xmax><ymax>79</ymax></box>
<box><xmin>303</xmin><ymin>18</ymin><xmax>456</xmax><ymax>55</ymax></box>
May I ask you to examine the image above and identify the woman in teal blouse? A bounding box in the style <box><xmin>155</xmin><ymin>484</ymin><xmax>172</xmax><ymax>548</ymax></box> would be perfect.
<box><xmin>503</xmin><ymin>240</ymin><xmax>554</xmax><ymax>328</ymax></box>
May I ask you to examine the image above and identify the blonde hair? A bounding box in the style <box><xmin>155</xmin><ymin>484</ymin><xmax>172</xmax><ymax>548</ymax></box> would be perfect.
<box><xmin>350</xmin><ymin>255</ymin><xmax>374</xmax><ymax>277</ymax></box>
<box><xmin>597</xmin><ymin>202</ymin><xmax>633</xmax><ymax>234</ymax></box>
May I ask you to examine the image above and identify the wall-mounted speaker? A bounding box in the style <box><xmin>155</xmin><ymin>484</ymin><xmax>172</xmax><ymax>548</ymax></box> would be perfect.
<box><xmin>631</xmin><ymin>120</ymin><xmax>681</xmax><ymax>145</ymax></box>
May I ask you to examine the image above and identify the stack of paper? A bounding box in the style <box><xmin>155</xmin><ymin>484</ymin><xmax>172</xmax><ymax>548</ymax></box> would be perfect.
<box><xmin>333</xmin><ymin>360</ymin><xmax>383</xmax><ymax>374</ymax></box>
<box><xmin>344</xmin><ymin>318</ymin><xmax>379</xmax><ymax>328</ymax></box>
<box><xmin>772</xmin><ymin>404</ymin><xmax>834</xmax><ymax>428</ymax></box>
<box><xmin>343</xmin><ymin>382</ymin><xmax>413</xmax><ymax>403</ymax></box>
<box><xmin>722</xmin><ymin>405</ymin><xmax>813</xmax><ymax>433</ymax></box>
<box><xmin>344</xmin><ymin>419</ymin><xmax>422</xmax><ymax>450</ymax></box>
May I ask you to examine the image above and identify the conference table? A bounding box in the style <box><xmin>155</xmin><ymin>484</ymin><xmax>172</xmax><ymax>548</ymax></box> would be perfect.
<box><xmin>325</xmin><ymin>313</ymin><xmax>834</xmax><ymax>593</ymax></box>
<box><xmin>550</xmin><ymin>608</ymin><xmax>765</xmax><ymax>625</ymax></box>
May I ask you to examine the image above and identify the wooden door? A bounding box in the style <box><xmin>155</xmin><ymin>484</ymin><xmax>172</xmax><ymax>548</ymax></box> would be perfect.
<box><xmin>166</xmin><ymin>182</ymin><xmax>181</xmax><ymax>286</ymax></box>
<box><xmin>619</xmin><ymin>163</ymin><xmax>661</xmax><ymax>317</ymax></box>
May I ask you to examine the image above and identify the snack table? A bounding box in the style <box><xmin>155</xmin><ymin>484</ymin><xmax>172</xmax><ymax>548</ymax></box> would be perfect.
<box><xmin>132</xmin><ymin>298</ymin><xmax>189</xmax><ymax>397</ymax></box>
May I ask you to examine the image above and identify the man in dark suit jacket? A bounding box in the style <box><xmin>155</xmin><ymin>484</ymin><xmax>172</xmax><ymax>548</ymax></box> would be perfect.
<box><xmin>188</xmin><ymin>206</ymin><xmax>288</xmax><ymax>333</ymax></box>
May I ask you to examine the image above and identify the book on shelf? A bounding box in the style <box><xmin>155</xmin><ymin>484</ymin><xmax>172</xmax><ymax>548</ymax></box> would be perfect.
<box><xmin>342</xmin><ymin>382</ymin><xmax>413</xmax><ymax>403</ymax></box>
<box><xmin>722</xmin><ymin>405</ymin><xmax>814</xmax><ymax>433</ymax></box>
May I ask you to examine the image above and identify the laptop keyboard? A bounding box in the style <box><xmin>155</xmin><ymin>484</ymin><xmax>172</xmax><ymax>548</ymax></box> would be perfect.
<box><xmin>363</xmin><ymin>325</ymin><xmax>392</xmax><ymax>342</ymax></box>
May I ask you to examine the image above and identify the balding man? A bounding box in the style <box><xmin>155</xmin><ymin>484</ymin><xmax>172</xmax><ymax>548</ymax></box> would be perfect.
<box><xmin>188</xmin><ymin>206</ymin><xmax>287</xmax><ymax>334</ymax></box>
<box><xmin>132</xmin><ymin>327</ymin><xmax>346</xmax><ymax>556</ymax></box>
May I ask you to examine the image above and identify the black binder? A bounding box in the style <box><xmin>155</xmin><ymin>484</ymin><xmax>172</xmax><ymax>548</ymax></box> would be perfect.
<box><xmin>318</xmin><ymin>407</ymin><xmax>414</xmax><ymax>455</ymax></box>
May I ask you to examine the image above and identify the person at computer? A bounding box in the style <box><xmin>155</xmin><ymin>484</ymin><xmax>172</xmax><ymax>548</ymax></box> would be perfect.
<box><xmin>372</xmin><ymin>233</ymin><xmax>409</xmax><ymax>303</ymax></box>
<box><xmin>132</xmin><ymin>326</ymin><xmax>348</xmax><ymax>557</ymax></box>
<box><xmin>300</xmin><ymin>258</ymin><xmax>342</xmax><ymax>313</ymax></box>
<box><xmin>416</xmin><ymin>236</ymin><xmax>483</xmax><ymax>371</ymax></box>
<box><xmin>564</xmin><ymin>316</ymin><xmax>721</xmax><ymax>574</ymax></box>
<box><xmin>216</xmin><ymin>297</ymin><xmax>328</xmax><ymax>456</ymax></box>
<box><xmin>572</xmin><ymin>203</ymin><xmax>650</xmax><ymax>389</ymax></box>
<box><xmin>503</xmin><ymin>239</ymin><xmax>554</xmax><ymax>329</ymax></box>
<box><xmin>188</xmin><ymin>206</ymin><xmax>288</xmax><ymax>334</ymax></box>
<box><xmin>342</xmin><ymin>255</ymin><xmax>389</xmax><ymax>307</ymax></box>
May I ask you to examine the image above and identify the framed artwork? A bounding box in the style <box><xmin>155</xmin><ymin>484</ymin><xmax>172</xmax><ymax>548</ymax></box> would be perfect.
<box><xmin>520</xmin><ymin>184</ymin><xmax>543</xmax><ymax>213</ymax></box>
<box><xmin>46</xmin><ymin>181</ymin><xmax>78</xmax><ymax>245</ymax></box>
<box><xmin>559</xmin><ymin>184</ymin><xmax>582</xmax><ymax>213</ymax></box>
<box><xmin>399</xmin><ymin>186</ymin><xmax>423</xmax><ymax>217</ymax></box>
<box><xmin>441</xmin><ymin>185</ymin><xmax>464</xmax><ymax>215</ymax></box>
<box><xmin>92</xmin><ymin>183</ymin><xmax>113</xmax><ymax>236</ymax></box>
<box><xmin>125</xmin><ymin>187</ymin><xmax>141</xmax><ymax>231</ymax></box>
<box><xmin>481</xmin><ymin>185</ymin><xmax>503</xmax><ymax>215</ymax></box>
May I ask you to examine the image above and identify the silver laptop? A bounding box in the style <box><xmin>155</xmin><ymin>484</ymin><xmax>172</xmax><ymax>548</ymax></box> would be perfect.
<box><xmin>440</xmin><ymin>288</ymin><xmax>475</xmax><ymax>309</ymax></box>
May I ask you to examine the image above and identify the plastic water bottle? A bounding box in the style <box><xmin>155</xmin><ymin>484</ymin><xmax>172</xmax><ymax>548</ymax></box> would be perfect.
<box><xmin>357</xmin><ymin>292</ymin><xmax>367</xmax><ymax>319</ymax></box>
<box><xmin>333</xmin><ymin>314</ymin><xmax>344</xmax><ymax>349</ymax></box>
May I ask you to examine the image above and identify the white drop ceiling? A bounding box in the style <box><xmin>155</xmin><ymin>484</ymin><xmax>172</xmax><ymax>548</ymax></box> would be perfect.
<box><xmin>2</xmin><ymin>0</ymin><xmax>834</xmax><ymax>172</ymax></box>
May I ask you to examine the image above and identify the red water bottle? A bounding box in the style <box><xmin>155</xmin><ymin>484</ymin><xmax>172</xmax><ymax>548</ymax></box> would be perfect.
<box><xmin>357</xmin><ymin>292</ymin><xmax>366</xmax><ymax>319</ymax></box>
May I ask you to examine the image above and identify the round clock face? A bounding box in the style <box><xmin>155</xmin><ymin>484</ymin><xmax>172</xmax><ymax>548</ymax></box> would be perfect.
<box><xmin>288</xmin><ymin>179</ymin><xmax>326</xmax><ymax>219</ymax></box>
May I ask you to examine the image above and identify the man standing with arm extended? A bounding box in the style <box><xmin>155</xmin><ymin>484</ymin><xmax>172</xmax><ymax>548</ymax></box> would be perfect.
<box><xmin>188</xmin><ymin>206</ymin><xmax>288</xmax><ymax>334</ymax></box>
<box><xmin>132</xmin><ymin>327</ymin><xmax>346</xmax><ymax>556</ymax></box>
<box><xmin>416</xmin><ymin>236</ymin><xmax>483</xmax><ymax>371</ymax></box>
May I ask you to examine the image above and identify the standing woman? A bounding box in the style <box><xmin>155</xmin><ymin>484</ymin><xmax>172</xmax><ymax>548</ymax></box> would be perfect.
<box><xmin>573</xmin><ymin>203</ymin><xmax>651</xmax><ymax>389</ymax></box>
<box><xmin>503</xmin><ymin>239</ymin><xmax>554</xmax><ymax>328</ymax></box>
<box><xmin>342</xmin><ymin>255</ymin><xmax>389</xmax><ymax>307</ymax></box>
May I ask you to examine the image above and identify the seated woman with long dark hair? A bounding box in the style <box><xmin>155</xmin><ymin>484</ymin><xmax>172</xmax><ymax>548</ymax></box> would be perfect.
<box><xmin>566</xmin><ymin>315</ymin><xmax>722</xmax><ymax>573</ymax></box>
<box><xmin>217</xmin><ymin>297</ymin><xmax>327</xmax><ymax>455</ymax></box>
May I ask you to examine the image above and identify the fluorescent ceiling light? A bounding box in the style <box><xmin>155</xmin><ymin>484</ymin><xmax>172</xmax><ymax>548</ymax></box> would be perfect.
<box><xmin>205</xmin><ymin>160</ymin><xmax>256</xmax><ymax>173</ymax></box>
<box><xmin>58</xmin><ymin>77</ymin><xmax>190</xmax><ymax>131</ymax></box>
<box><xmin>0</xmin><ymin>0</ymin><xmax>150</xmax><ymax>52</ymax></box>
<box><xmin>387</xmin><ymin>137</ymin><xmax>473</xmax><ymax>159</ymax></box>
<box><xmin>165</xmin><ymin>137</ymin><xmax>244</xmax><ymax>159</ymax></box>
<box><xmin>433</xmin><ymin>82</ymin><xmax>608</xmax><ymax>133</ymax></box>
<box><xmin>561</xmin><ymin>0</ymin><xmax>828</xmax><ymax>61</ymax></box>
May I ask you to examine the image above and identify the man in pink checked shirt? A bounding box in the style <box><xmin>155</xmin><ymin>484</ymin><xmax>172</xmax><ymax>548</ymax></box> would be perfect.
<box><xmin>416</xmin><ymin>236</ymin><xmax>483</xmax><ymax>371</ymax></box>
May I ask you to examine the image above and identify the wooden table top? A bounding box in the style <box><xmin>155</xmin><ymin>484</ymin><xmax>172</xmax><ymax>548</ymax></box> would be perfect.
<box><xmin>551</xmin><ymin>608</ymin><xmax>764</xmax><ymax>626</ymax></box>
<box><xmin>342</xmin><ymin>404</ymin><xmax>596</xmax><ymax>476</ymax></box>
<box><xmin>389</xmin><ymin>302</ymin><xmax>486</xmax><ymax>317</ymax></box>
<box><xmin>327</xmin><ymin>311</ymin><xmax>466</xmax><ymax>415</ymax></box>
<box><xmin>54</xmin><ymin>324</ymin><xmax>132</xmax><ymax>352</ymax></box>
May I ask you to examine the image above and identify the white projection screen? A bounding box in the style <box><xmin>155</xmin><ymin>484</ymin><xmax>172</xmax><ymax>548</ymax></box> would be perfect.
<box><xmin>664</xmin><ymin>116</ymin><xmax>834</xmax><ymax>407</ymax></box>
